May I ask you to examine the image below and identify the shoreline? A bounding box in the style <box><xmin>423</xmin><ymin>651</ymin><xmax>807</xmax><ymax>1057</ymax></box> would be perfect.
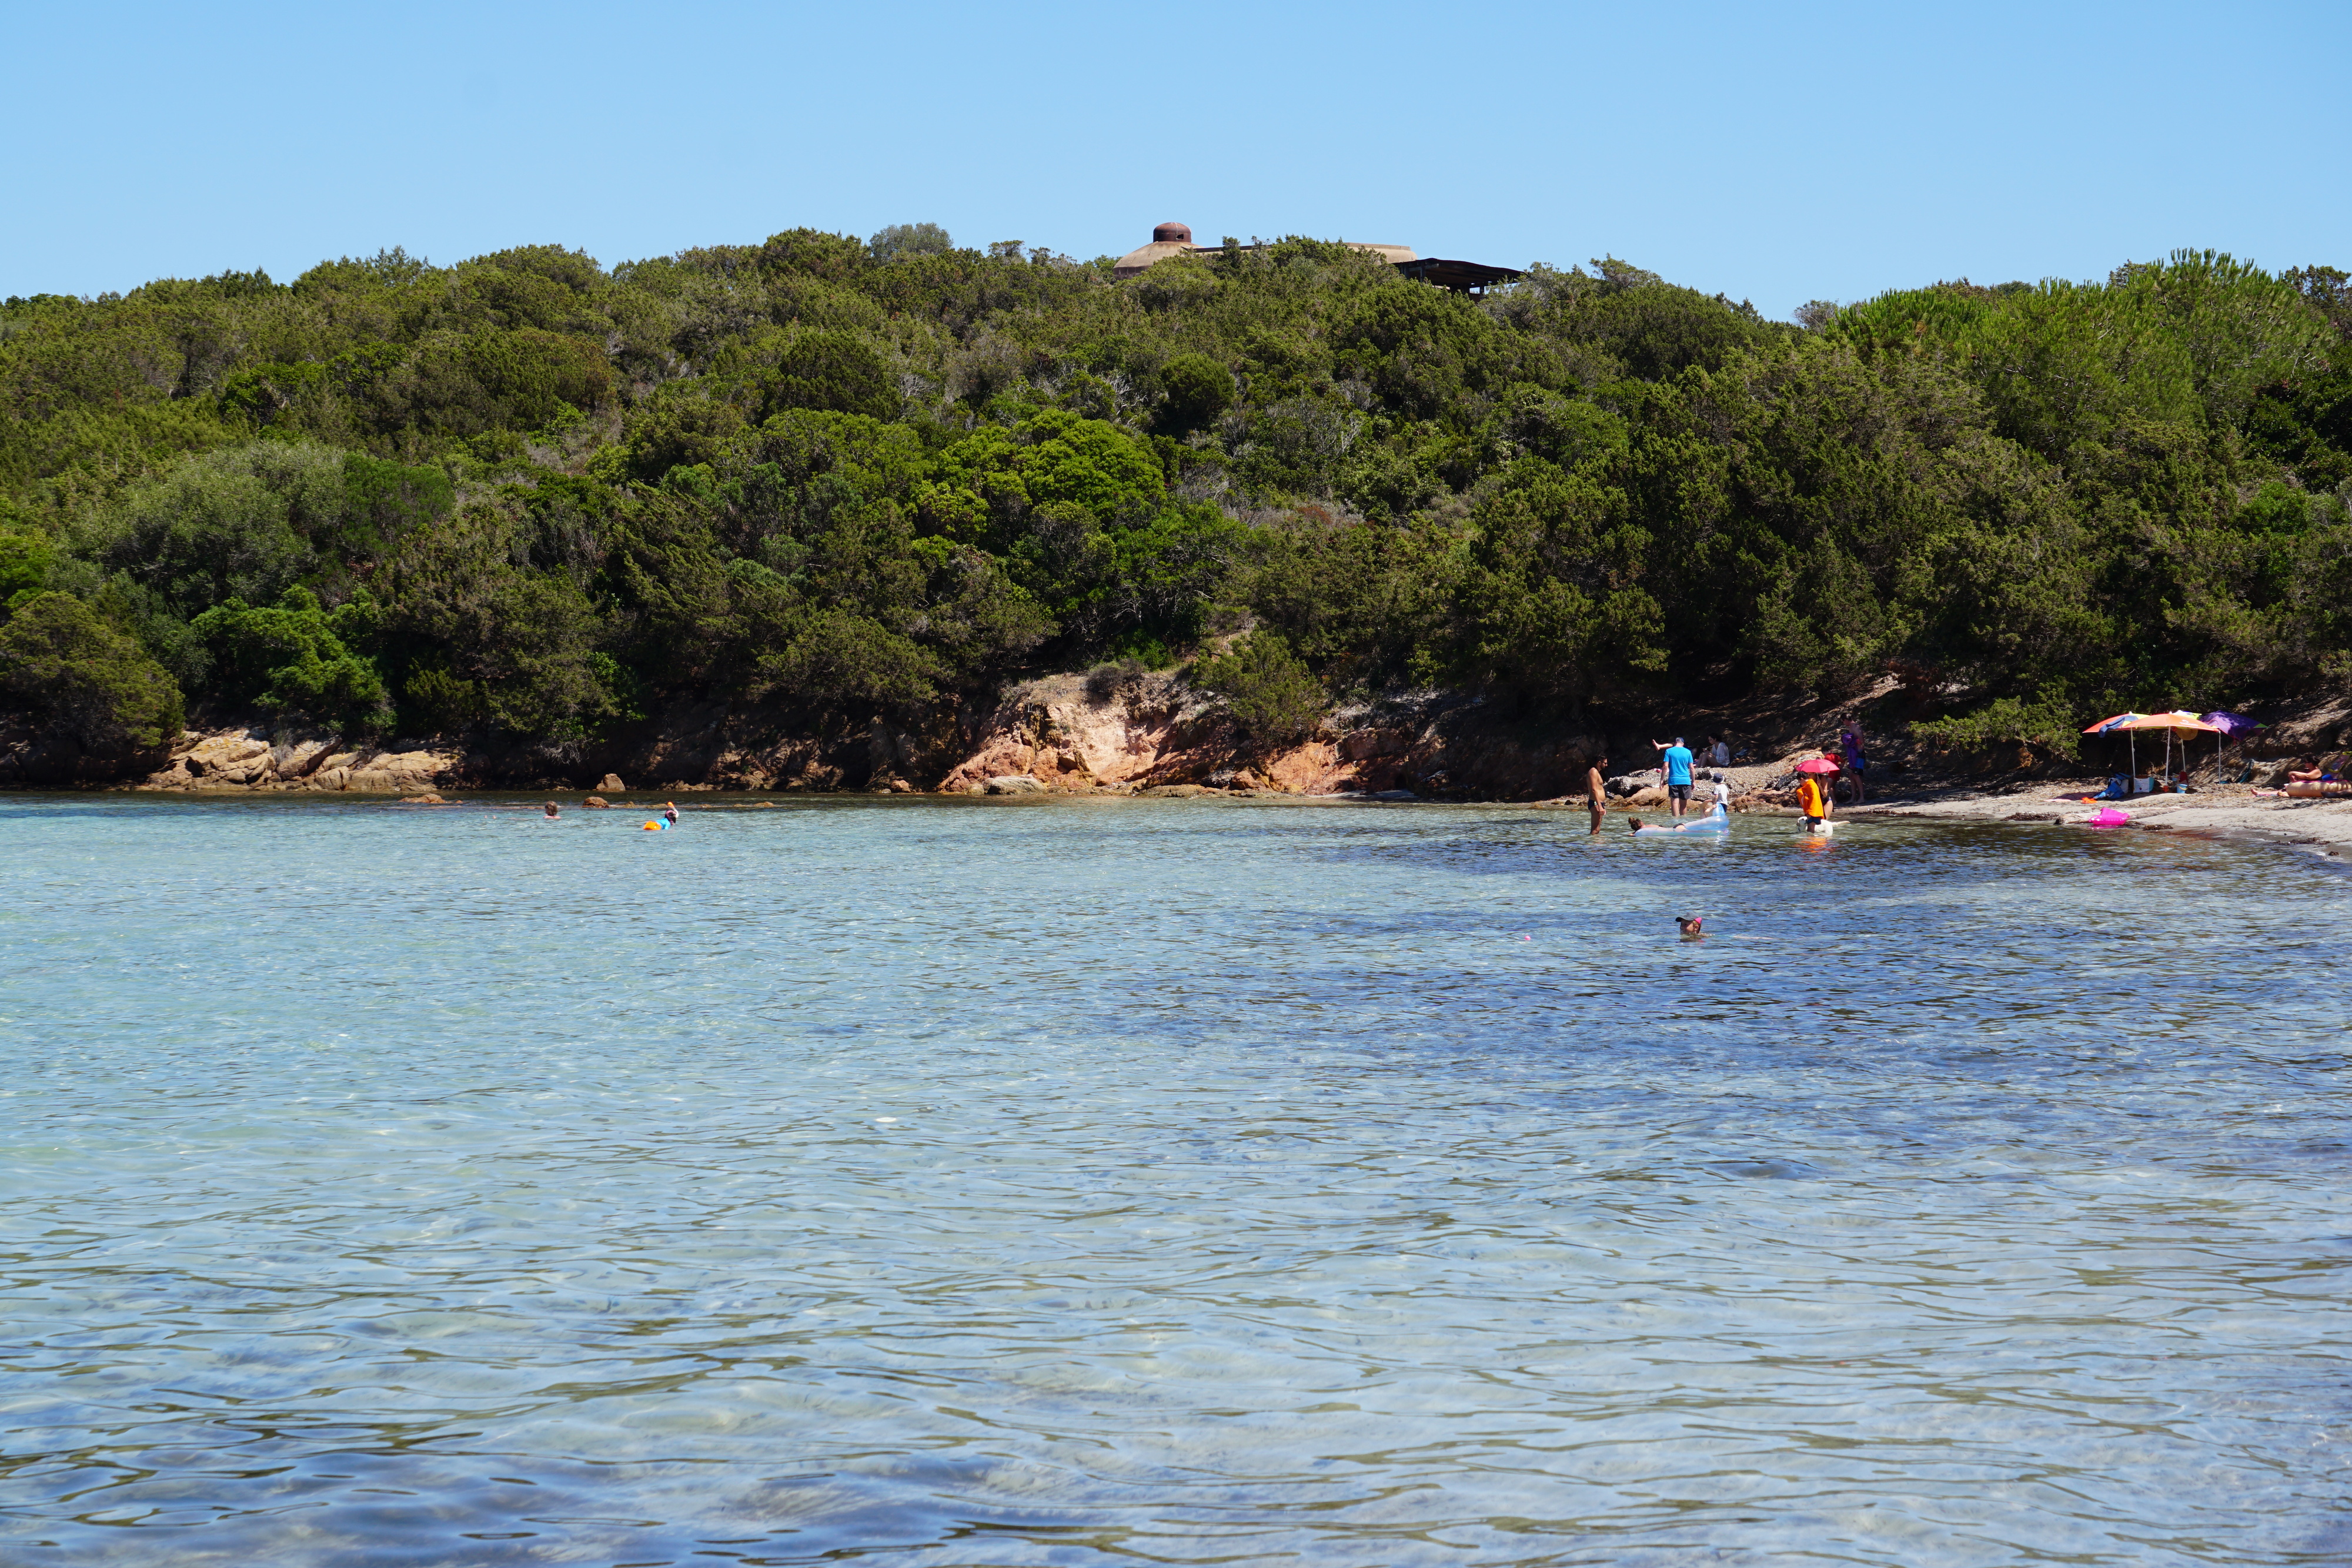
<box><xmin>22</xmin><ymin>778</ymin><xmax>2352</xmax><ymax>863</ymax></box>
<box><xmin>1845</xmin><ymin>785</ymin><xmax>2352</xmax><ymax>859</ymax></box>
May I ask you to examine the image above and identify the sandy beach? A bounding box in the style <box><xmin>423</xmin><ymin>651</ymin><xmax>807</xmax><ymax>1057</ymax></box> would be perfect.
<box><xmin>1850</xmin><ymin>783</ymin><xmax>2352</xmax><ymax>858</ymax></box>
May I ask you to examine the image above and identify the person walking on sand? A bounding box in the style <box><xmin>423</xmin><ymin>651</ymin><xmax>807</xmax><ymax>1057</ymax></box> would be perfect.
<box><xmin>1653</xmin><ymin>736</ymin><xmax>1696</xmax><ymax>818</ymax></box>
<box><xmin>1586</xmin><ymin>754</ymin><xmax>1609</xmax><ymax>836</ymax></box>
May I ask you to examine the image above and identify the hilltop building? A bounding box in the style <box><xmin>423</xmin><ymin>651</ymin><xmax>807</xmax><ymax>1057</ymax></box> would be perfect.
<box><xmin>1111</xmin><ymin>221</ymin><xmax>1519</xmax><ymax>294</ymax></box>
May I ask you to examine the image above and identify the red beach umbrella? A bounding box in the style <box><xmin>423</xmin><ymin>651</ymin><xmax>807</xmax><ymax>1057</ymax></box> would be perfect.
<box><xmin>1793</xmin><ymin>758</ymin><xmax>1840</xmax><ymax>774</ymax></box>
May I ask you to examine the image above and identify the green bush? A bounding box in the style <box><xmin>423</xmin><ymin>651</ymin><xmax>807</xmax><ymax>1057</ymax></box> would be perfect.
<box><xmin>402</xmin><ymin>666</ymin><xmax>487</xmax><ymax>733</ymax></box>
<box><xmin>1910</xmin><ymin>690</ymin><xmax>2083</xmax><ymax>760</ymax></box>
<box><xmin>1157</xmin><ymin>353</ymin><xmax>1234</xmax><ymax>432</ymax></box>
<box><xmin>763</xmin><ymin>330</ymin><xmax>898</xmax><ymax>420</ymax></box>
<box><xmin>0</xmin><ymin>592</ymin><xmax>185</xmax><ymax>755</ymax></box>
<box><xmin>0</xmin><ymin>528</ymin><xmax>54</xmax><ymax>607</ymax></box>
<box><xmin>1194</xmin><ymin>630</ymin><xmax>1325</xmax><ymax>743</ymax></box>
<box><xmin>191</xmin><ymin>586</ymin><xmax>392</xmax><ymax>731</ymax></box>
<box><xmin>870</xmin><ymin>223</ymin><xmax>953</xmax><ymax>263</ymax></box>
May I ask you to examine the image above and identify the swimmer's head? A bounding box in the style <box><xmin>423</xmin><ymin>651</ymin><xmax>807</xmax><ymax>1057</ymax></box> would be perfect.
<box><xmin>543</xmin><ymin>801</ymin><xmax>559</xmax><ymax>817</ymax></box>
<box><xmin>1626</xmin><ymin>817</ymin><xmax>1645</xmax><ymax>831</ymax></box>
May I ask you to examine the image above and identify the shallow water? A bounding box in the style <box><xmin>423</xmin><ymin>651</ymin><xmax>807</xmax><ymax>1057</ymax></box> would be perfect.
<box><xmin>3</xmin><ymin>794</ymin><xmax>2350</xmax><ymax>1566</ymax></box>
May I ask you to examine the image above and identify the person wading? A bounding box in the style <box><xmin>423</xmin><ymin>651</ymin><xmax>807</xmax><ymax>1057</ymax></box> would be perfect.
<box><xmin>1653</xmin><ymin>736</ymin><xmax>1696</xmax><ymax>819</ymax></box>
<box><xmin>1586</xmin><ymin>754</ymin><xmax>1609</xmax><ymax>836</ymax></box>
<box><xmin>1798</xmin><ymin>771</ymin><xmax>1832</xmax><ymax>833</ymax></box>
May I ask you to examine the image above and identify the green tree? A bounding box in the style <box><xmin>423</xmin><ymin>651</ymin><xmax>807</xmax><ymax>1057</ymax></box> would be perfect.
<box><xmin>1194</xmin><ymin>630</ymin><xmax>1325</xmax><ymax>742</ymax></box>
<box><xmin>870</xmin><ymin>223</ymin><xmax>953</xmax><ymax>263</ymax></box>
<box><xmin>1157</xmin><ymin>353</ymin><xmax>1234</xmax><ymax>433</ymax></box>
<box><xmin>192</xmin><ymin>586</ymin><xmax>393</xmax><ymax>731</ymax></box>
<box><xmin>0</xmin><ymin>592</ymin><xmax>185</xmax><ymax>757</ymax></box>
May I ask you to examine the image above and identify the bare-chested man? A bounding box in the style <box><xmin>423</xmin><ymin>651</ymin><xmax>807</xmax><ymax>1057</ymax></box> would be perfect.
<box><xmin>1586</xmin><ymin>754</ymin><xmax>1609</xmax><ymax>835</ymax></box>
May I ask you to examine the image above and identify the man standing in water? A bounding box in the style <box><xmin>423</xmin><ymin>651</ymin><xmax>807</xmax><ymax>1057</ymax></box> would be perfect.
<box><xmin>1586</xmin><ymin>754</ymin><xmax>1609</xmax><ymax>835</ymax></box>
<box><xmin>1652</xmin><ymin>735</ymin><xmax>1696</xmax><ymax>819</ymax></box>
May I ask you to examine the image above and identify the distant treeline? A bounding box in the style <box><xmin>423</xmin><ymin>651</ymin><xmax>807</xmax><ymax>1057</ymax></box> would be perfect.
<box><xmin>2</xmin><ymin>226</ymin><xmax>2347</xmax><ymax>765</ymax></box>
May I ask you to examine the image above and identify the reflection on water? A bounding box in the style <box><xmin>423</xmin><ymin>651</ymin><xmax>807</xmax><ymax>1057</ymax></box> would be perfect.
<box><xmin>2</xmin><ymin>795</ymin><xmax>2349</xmax><ymax>1566</ymax></box>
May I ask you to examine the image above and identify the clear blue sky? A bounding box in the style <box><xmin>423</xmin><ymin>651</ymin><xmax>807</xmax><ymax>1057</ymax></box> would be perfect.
<box><xmin>5</xmin><ymin>1</ymin><xmax>2344</xmax><ymax>318</ymax></box>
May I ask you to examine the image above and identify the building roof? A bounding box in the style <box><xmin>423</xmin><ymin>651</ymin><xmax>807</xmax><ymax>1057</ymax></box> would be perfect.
<box><xmin>1112</xmin><ymin>239</ymin><xmax>1202</xmax><ymax>279</ymax></box>
<box><xmin>1111</xmin><ymin>225</ymin><xmax>1421</xmax><ymax>280</ymax></box>
<box><xmin>1110</xmin><ymin>224</ymin><xmax>1512</xmax><ymax>290</ymax></box>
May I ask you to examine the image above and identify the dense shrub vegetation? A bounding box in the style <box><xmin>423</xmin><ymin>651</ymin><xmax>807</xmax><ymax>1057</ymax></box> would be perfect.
<box><xmin>2</xmin><ymin>228</ymin><xmax>2347</xmax><ymax>760</ymax></box>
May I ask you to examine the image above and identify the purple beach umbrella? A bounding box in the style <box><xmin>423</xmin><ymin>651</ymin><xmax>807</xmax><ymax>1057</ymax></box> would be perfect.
<box><xmin>2201</xmin><ymin>711</ymin><xmax>2264</xmax><ymax>778</ymax></box>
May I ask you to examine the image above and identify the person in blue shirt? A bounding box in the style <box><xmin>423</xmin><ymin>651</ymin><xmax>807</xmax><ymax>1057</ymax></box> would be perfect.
<box><xmin>1652</xmin><ymin>735</ymin><xmax>1696</xmax><ymax>818</ymax></box>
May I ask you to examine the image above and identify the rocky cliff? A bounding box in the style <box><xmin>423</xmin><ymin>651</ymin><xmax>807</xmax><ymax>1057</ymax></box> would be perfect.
<box><xmin>105</xmin><ymin>673</ymin><xmax>1612</xmax><ymax>800</ymax></box>
<box><xmin>934</xmin><ymin>671</ymin><xmax>1611</xmax><ymax>798</ymax></box>
<box><xmin>137</xmin><ymin>731</ymin><xmax>462</xmax><ymax>794</ymax></box>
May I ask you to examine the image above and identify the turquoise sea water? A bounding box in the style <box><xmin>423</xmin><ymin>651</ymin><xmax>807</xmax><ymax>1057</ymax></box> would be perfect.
<box><xmin>3</xmin><ymin>794</ymin><xmax>2350</xmax><ymax>1566</ymax></box>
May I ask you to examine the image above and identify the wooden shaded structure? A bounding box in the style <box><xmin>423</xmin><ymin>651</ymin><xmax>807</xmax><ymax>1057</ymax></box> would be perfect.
<box><xmin>1395</xmin><ymin>256</ymin><xmax>1524</xmax><ymax>295</ymax></box>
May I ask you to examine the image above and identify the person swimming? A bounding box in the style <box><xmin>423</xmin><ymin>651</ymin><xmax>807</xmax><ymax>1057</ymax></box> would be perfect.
<box><xmin>1676</xmin><ymin>914</ymin><xmax>1704</xmax><ymax>938</ymax></box>
<box><xmin>543</xmin><ymin>802</ymin><xmax>560</xmax><ymax>818</ymax></box>
<box><xmin>1626</xmin><ymin>817</ymin><xmax>1649</xmax><ymax>834</ymax></box>
<box><xmin>662</xmin><ymin>801</ymin><xmax>680</xmax><ymax>825</ymax></box>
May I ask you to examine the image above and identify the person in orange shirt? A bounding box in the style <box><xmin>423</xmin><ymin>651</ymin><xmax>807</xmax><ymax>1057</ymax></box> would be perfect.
<box><xmin>1797</xmin><ymin>772</ymin><xmax>1831</xmax><ymax>832</ymax></box>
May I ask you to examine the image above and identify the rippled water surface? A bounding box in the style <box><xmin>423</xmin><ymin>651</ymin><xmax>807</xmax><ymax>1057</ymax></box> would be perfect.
<box><xmin>4</xmin><ymin>794</ymin><xmax>2351</xmax><ymax>1566</ymax></box>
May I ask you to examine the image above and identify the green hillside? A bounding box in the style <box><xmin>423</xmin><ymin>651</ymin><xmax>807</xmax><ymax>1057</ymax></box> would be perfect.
<box><xmin>3</xmin><ymin>230</ymin><xmax>2347</xmax><ymax>770</ymax></box>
